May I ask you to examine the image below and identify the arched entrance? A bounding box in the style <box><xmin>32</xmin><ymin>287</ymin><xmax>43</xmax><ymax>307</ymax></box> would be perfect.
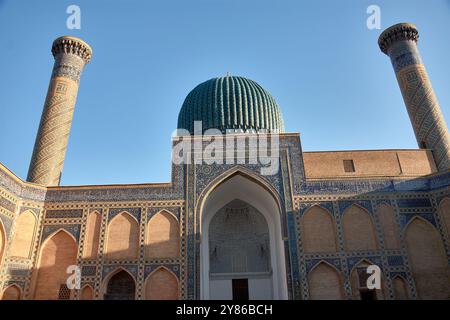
<box><xmin>104</xmin><ymin>270</ymin><xmax>136</xmax><ymax>300</ymax></box>
<box><xmin>199</xmin><ymin>170</ymin><xmax>288</xmax><ymax>300</ymax></box>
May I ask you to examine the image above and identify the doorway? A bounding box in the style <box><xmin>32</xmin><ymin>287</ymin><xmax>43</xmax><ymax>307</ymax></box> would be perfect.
<box><xmin>232</xmin><ymin>279</ymin><xmax>249</xmax><ymax>300</ymax></box>
<box><xmin>104</xmin><ymin>270</ymin><xmax>135</xmax><ymax>300</ymax></box>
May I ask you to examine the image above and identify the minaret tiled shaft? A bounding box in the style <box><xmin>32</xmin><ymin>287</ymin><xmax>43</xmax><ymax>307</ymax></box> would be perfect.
<box><xmin>27</xmin><ymin>36</ymin><xmax>92</xmax><ymax>186</ymax></box>
<box><xmin>379</xmin><ymin>23</ymin><xmax>450</xmax><ymax>171</ymax></box>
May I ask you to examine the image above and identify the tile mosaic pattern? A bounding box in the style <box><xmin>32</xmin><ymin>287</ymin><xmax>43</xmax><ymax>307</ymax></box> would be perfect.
<box><xmin>379</xmin><ymin>23</ymin><xmax>450</xmax><ymax>171</ymax></box>
<box><xmin>1</xmin><ymin>134</ymin><xmax>449</xmax><ymax>300</ymax></box>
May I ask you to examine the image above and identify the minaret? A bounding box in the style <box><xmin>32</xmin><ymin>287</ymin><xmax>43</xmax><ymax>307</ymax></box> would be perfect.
<box><xmin>27</xmin><ymin>36</ymin><xmax>92</xmax><ymax>186</ymax></box>
<box><xmin>379</xmin><ymin>23</ymin><xmax>450</xmax><ymax>171</ymax></box>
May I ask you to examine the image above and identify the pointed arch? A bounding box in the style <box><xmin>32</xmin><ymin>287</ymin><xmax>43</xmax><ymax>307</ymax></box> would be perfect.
<box><xmin>348</xmin><ymin>258</ymin><xmax>376</xmax><ymax>275</ymax></box>
<box><xmin>197</xmin><ymin>167</ymin><xmax>288</xmax><ymax>300</ymax></box>
<box><xmin>438</xmin><ymin>197</ymin><xmax>450</xmax><ymax>239</ymax></box>
<box><xmin>349</xmin><ymin>259</ymin><xmax>385</xmax><ymax>300</ymax></box>
<box><xmin>83</xmin><ymin>211</ymin><xmax>102</xmax><ymax>259</ymax></box>
<box><xmin>80</xmin><ymin>284</ymin><xmax>94</xmax><ymax>300</ymax></box>
<box><xmin>103</xmin><ymin>268</ymin><xmax>136</xmax><ymax>300</ymax></box>
<box><xmin>0</xmin><ymin>220</ymin><xmax>6</xmax><ymax>266</ymax></box>
<box><xmin>9</xmin><ymin>210</ymin><xmax>37</xmax><ymax>258</ymax></box>
<box><xmin>40</xmin><ymin>227</ymin><xmax>78</xmax><ymax>247</ymax></box>
<box><xmin>342</xmin><ymin>204</ymin><xmax>378</xmax><ymax>251</ymax></box>
<box><xmin>376</xmin><ymin>203</ymin><xmax>400</xmax><ymax>249</ymax></box>
<box><xmin>302</xmin><ymin>205</ymin><xmax>337</xmax><ymax>253</ymax></box>
<box><xmin>105</xmin><ymin>211</ymin><xmax>139</xmax><ymax>260</ymax></box>
<box><xmin>392</xmin><ymin>276</ymin><xmax>409</xmax><ymax>300</ymax></box>
<box><xmin>405</xmin><ymin>216</ymin><xmax>450</xmax><ymax>299</ymax></box>
<box><xmin>146</xmin><ymin>210</ymin><xmax>180</xmax><ymax>259</ymax></box>
<box><xmin>34</xmin><ymin>229</ymin><xmax>78</xmax><ymax>299</ymax></box>
<box><xmin>102</xmin><ymin>267</ymin><xmax>136</xmax><ymax>287</ymax></box>
<box><xmin>308</xmin><ymin>261</ymin><xmax>344</xmax><ymax>300</ymax></box>
<box><xmin>196</xmin><ymin>166</ymin><xmax>283</xmax><ymax>221</ymax></box>
<box><xmin>1</xmin><ymin>284</ymin><xmax>22</xmax><ymax>300</ymax></box>
<box><xmin>145</xmin><ymin>267</ymin><xmax>179</xmax><ymax>300</ymax></box>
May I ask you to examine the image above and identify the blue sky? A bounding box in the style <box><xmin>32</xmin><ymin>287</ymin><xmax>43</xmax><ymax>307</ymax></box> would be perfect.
<box><xmin>0</xmin><ymin>0</ymin><xmax>449</xmax><ymax>185</ymax></box>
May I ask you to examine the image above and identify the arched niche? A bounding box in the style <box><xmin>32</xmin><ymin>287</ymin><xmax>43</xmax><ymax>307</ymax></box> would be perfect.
<box><xmin>9</xmin><ymin>210</ymin><xmax>37</xmax><ymax>258</ymax></box>
<box><xmin>405</xmin><ymin>217</ymin><xmax>450</xmax><ymax>299</ymax></box>
<box><xmin>105</xmin><ymin>212</ymin><xmax>139</xmax><ymax>260</ymax></box>
<box><xmin>438</xmin><ymin>198</ymin><xmax>450</xmax><ymax>239</ymax></box>
<box><xmin>103</xmin><ymin>269</ymin><xmax>136</xmax><ymax>300</ymax></box>
<box><xmin>33</xmin><ymin>230</ymin><xmax>78</xmax><ymax>299</ymax></box>
<box><xmin>145</xmin><ymin>267</ymin><xmax>179</xmax><ymax>300</ymax></box>
<box><xmin>302</xmin><ymin>206</ymin><xmax>337</xmax><ymax>253</ymax></box>
<box><xmin>308</xmin><ymin>262</ymin><xmax>344</xmax><ymax>300</ymax></box>
<box><xmin>1</xmin><ymin>284</ymin><xmax>21</xmax><ymax>300</ymax></box>
<box><xmin>146</xmin><ymin>210</ymin><xmax>180</xmax><ymax>259</ymax></box>
<box><xmin>392</xmin><ymin>276</ymin><xmax>409</xmax><ymax>300</ymax></box>
<box><xmin>80</xmin><ymin>285</ymin><xmax>94</xmax><ymax>300</ymax></box>
<box><xmin>342</xmin><ymin>204</ymin><xmax>378</xmax><ymax>251</ymax></box>
<box><xmin>198</xmin><ymin>170</ymin><xmax>288</xmax><ymax>300</ymax></box>
<box><xmin>349</xmin><ymin>259</ymin><xmax>385</xmax><ymax>300</ymax></box>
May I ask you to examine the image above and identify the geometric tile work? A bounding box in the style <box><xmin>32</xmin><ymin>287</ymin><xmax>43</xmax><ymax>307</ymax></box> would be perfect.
<box><xmin>144</xmin><ymin>264</ymin><xmax>180</xmax><ymax>279</ymax></box>
<box><xmin>45</xmin><ymin>209</ymin><xmax>83</xmax><ymax>219</ymax></box>
<box><xmin>27</xmin><ymin>37</ymin><xmax>92</xmax><ymax>186</ymax></box>
<box><xmin>0</xmin><ymin>196</ymin><xmax>16</xmax><ymax>213</ymax></box>
<box><xmin>41</xmin><ymin>224</ymin><xmax>80</xmax><ymax>242</ymax></box>
<box><xmin>81</xmin><ymin>266</ymin><xmax>97</xmax><ymax>277</ymax></box>
<box><xmin>305</xmin><ymin>258</ymin><xmax>341</xmax><ymax>273</ymax></box>
<box><xmin>396</xmin><ymin>64</ymin><xmax>450</xmax><ymax>171</ymax></box>
<box><xmin>147</xmin><ymin>207</ymin><xmax>180</xmax><ymax>221</ymax></box>
<box><xmin>291</xmin><ymin>193</ymin><xmax>446</xmax><ymax>300</ymax></box>
<box><xmin>346</xmin><ymin>256</ymin><xmax>382</xmax><ymax>274</ymax></box>
<box><xmin>2</xmin><ymin>24</ymin><xmax>450</xmax><ymax>302</ymax></box>
<box><xmin>1</xmin><ymin>133</ymin><xmax>450</xmax><ymax>300</ymax></box>
<box><xmin>102</xmin><ymin>265</ymin><xmax>138</xmax><ymax>280</ymax></box>
<box><xmin>0</xmin><ymin>213</ymin><xmax>13</xmax><ymax>235</ymax></box>
<box><xmin>396</xmin><ymin>195</ymin><xmax>437</xmax><ymax>229</ymax></box>
<box><xmin>6</xmin><ymin>264</ymin><xmax>31</xmax><ymax>277</ymax></box>
<box><xmin>338</xmin><ymin>200</ymin><xmax>373</xmax><ymax>215</ymax></box>
<box><xmin>387</xmin><ymin>256</ymin><xmax>404</xmax><ymax>267</ymax></box>
<box><xmin>108</xmin><ymin>208</ymin><xmax>141</xmax><ymax>222</ymax></box>
<box><xmin>397</xmin><ymin>198</ymin><xmax>432</xmax><ymax>208</ymax></box>
<box><xmin>399</xmin><ymin>212</ymin><xmax>436</xmax><ymax>229</ymax></box>
<box><xmin>2</xmin><ymin>280</ymin><xmax>25</xmax><ymax>291</ymax></box>
<box><xmin>287</xmin><ymin>212</ymin><xmax>301</xmax><ymax>299</ymax></box>
<box><xmin>379</xmin><ymin>23</ymin><xmax>450</xmax><ymax>171</ymax></box>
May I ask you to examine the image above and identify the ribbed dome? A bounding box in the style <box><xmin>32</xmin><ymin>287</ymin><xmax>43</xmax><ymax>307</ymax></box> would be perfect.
<box><xmin>177</xmin><ymin>75</ymin><xmax>284</xmax><ymax>134</ymax></box>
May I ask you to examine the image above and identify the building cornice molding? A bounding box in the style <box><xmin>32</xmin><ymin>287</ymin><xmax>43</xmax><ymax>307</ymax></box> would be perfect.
<box><xmin>378</xmin><ymin>22</ymin><xmax>419</xmax><ymax>55</ymax></box>
<box><xmin>52</xmin><ymin>36</ymin><xmax>92</xmax><ymax>64</ymax></box>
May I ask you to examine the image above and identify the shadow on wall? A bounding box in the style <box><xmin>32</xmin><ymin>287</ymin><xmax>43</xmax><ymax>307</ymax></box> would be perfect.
<box><xmin>300</xmin><ymin>196</ymin><xmax>450</xmax><ymax>300</ymax></box>
<box><xmin>0</xmin><ymin>209</ymin><xmax>181</xmax><ymax>300</ymax></box>
<box><xmin>0</xmin><ymin>180</ymin><xmax>449</xmax><ymax>300</ymax></box>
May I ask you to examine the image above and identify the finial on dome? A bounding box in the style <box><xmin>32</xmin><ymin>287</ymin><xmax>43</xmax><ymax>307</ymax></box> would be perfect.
<box><xmin>226</xmin><ymin>71</ymin><xmax>231</xmax><ymax>77</ymax></box>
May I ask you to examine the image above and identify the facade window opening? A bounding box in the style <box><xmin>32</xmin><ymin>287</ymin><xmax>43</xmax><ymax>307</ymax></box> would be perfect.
<box><xmin>343</xmin><ymin>159</ymin><xmax>356</xmax><ymax>173</ymax></box>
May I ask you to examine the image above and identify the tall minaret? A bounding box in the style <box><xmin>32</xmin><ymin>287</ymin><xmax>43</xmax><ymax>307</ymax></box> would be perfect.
<box><xmin>27</xmin><ymin>36</ymin><xmax>92</xmax><ymax>186</ymax></box>
<box><xmin>379</xmin><ymin>23</ymin><xmax>450</xmax><ymax>171</ymax></box>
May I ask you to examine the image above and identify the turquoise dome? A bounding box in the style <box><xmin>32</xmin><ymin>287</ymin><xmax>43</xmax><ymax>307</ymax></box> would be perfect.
<box><xmin>177</xmin><ymin>75</ymin><xmax>284</xmax><ymax>134</ymax></box>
